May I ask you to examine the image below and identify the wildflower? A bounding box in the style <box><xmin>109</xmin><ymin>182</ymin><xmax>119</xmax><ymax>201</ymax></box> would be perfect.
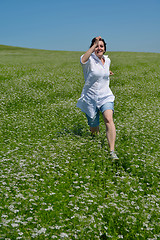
<box><xmin>60</xmin><ymin>233</ymin><xmax>68</xmax><ymax>238</ymax></box>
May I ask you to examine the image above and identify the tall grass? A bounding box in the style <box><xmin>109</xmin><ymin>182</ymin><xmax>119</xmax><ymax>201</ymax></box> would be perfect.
<box><xmin>0</xmin><ymin>45</ymin><xmax>160</xmax><ymax>239</ymax></box>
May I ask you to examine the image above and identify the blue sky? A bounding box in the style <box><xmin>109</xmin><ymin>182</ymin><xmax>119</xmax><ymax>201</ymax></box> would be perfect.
<box><xmin>1</xmin><ymin>0</ymin><xmax>160</xmax><ymax>52</ymax></box>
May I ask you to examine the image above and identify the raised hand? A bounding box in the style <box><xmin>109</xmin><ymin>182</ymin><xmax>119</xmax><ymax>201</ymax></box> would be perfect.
<box><xmin>94</xmin><ymin>36</ymin><xmax>102</xmax><ymax>47</ymax></box>
<box><xmin>81</xmin><ymin>36</ymin><xmax>103</xmax><ymax>64</ymax></box>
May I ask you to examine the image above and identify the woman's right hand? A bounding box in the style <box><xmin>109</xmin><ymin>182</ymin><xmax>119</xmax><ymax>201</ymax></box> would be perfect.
<box><xmin>81</xmin><ymin>36</ymin><xmax>102</xmax><ymax>64</ymax></box>
<box><xmin>94</xmin><ymin>36</ymin><xmax>102</xmax><ymax>47</ymax></box>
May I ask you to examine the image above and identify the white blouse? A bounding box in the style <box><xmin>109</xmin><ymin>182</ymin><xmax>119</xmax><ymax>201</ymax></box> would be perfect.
<box><xmin>77</xmin><ymin>53</ymin><xmax>115</xmax><ymax>118</ymax></box>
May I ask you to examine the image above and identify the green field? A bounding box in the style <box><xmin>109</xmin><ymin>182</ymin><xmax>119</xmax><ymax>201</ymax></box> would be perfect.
<box><xmin>0</xmin><ymin>45</ymin><xmax>160</xmax><ymax>239</ymax></box>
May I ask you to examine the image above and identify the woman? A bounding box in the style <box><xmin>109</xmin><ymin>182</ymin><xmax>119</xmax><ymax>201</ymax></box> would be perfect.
<box><xmin>77</xmin><ymin>36</ymin><xmax>119</xmax><ymax>160</ymax></box>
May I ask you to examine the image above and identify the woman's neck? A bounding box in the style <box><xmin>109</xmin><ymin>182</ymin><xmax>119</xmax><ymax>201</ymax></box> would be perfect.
<box><xmin>100</xmin><ymin>57</ymin><xmax>105</xmax><ymax>65</ymax></box>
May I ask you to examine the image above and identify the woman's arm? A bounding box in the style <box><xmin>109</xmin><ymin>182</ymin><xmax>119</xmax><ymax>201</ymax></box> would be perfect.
<box><xmin>81</xmin><ymin>36</ymin><xmax>102</xmax><ymax>64</ymax></box>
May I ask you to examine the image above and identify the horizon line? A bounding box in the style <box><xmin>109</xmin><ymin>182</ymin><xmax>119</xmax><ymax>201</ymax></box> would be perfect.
<box><xmin>0</xmin><ymin>44</ymin><xmax>160</xmax><ymax>54</ymax></box>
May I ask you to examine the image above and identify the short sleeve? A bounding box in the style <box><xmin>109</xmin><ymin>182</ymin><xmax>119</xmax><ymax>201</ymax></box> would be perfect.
<box><xmin>80</xmin><ymin>54</ymin><xmax>91</xmax><ymax>65</ymax></box>
<box><xmin>80</xmin><ymin>54</ymin><xmax>91</xmax><ymax>74</ymax></box>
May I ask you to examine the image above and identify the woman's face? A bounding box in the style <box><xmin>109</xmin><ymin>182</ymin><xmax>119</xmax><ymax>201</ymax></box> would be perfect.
<box><xmin>94</xmin><ymin>40</ymin><xmax>105</xmax><ymax>58</ymax></box>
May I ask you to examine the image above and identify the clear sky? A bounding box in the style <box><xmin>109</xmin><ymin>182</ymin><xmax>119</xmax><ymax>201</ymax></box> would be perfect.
<box><xmin>1</xmin><ymin>0</ymin><xmax>160</xmax><ymax>53</ymax></box>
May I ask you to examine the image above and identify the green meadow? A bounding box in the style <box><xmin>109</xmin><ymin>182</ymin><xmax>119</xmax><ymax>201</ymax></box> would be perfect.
<box><xmin>0</xmin><ymin>45</ymin><xmax>160</xmax><ymax>239</ymax></box>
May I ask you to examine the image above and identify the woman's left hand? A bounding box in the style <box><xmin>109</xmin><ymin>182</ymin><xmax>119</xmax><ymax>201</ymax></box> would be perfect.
<box><xmin>109</xmin><ymin>71</ymin><xmax>114</xmax><ymax>75</ymax></box>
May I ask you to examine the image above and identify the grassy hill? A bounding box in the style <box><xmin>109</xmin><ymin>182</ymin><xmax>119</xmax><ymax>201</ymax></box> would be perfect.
<box><xmin>0</xmin><ymin>45</ymin><xmax>160</xmax><ymax>239</ymax></box>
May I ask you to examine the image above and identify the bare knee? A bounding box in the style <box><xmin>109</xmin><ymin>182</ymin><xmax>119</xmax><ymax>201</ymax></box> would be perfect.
<box><xmin>103</xmin><ymin>110</ymin><xmax>114</xmax><ymax>127</ymax></box>
<box><xmin>104</xmin><ymin>115</ymin><xmax>113</xmax><ymax>125</ymax></box>
<box><xmin>104</xmin><ymin>116</ymin><xmax>113</xmax><ymax>124</ymax></box>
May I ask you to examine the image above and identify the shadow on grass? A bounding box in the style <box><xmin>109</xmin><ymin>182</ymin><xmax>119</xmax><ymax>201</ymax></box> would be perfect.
<box><xmin>100</xmin><ymin>233</ymin><xmax>108</xmax><ymax>239</ymax></box>
<box><xmin>56</xmin><ymin>124</ymin><xmax>90</xmax><ymax>137</ymax></box>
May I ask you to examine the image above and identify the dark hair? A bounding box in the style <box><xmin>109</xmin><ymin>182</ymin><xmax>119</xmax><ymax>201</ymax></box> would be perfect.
<box><xmin>90</xmin><ymin>37</ymin><xmax>107</xmax><ymax>52</ymax></box>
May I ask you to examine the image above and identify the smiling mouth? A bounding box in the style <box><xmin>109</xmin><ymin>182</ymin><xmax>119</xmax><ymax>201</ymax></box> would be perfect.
<box><xmin>97</xmin><ymin>50</ymin><xmax>103</xmax><ymax>53</ymax></box>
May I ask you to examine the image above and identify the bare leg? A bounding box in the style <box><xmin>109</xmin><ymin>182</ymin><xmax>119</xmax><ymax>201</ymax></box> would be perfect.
<box><xmin>90</xmin><ymin>126</ymin><xmax>99</xmax><ymax>135</ymax></box>
<box><xmin>103</xmin><ymin>110</ymin><xmax>116</xmax><ymax>151</ymax></box>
